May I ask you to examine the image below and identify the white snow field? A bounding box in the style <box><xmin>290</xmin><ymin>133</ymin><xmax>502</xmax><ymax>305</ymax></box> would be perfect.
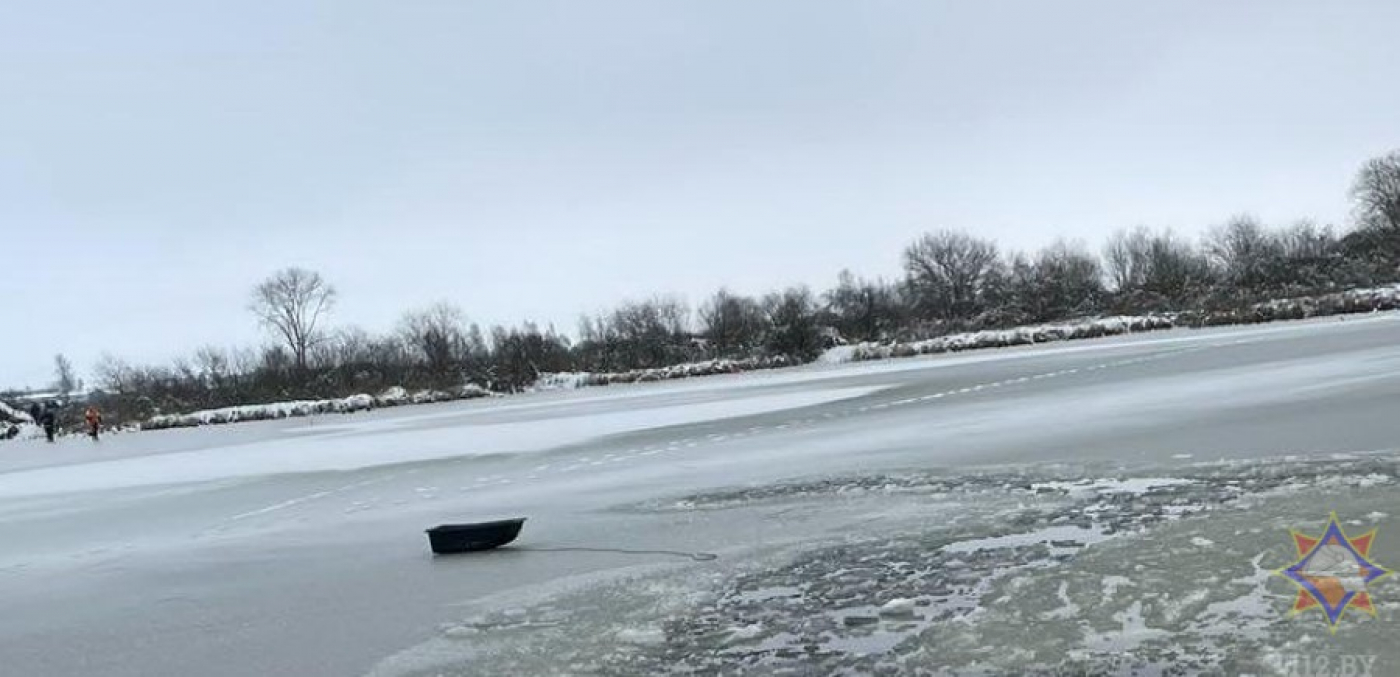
<box><xmin>4</xmin><ymin>314</ymin><xmax>1400</xmax><ymax>676</ymax></box>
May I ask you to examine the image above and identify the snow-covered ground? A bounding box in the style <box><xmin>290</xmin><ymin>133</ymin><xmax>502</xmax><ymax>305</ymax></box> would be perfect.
<box><xmin>0</xmin><ymin>398</ymin><xmax>32</xmax><ymax>422</ymax></box>
<box><xmin>3</xmin><ymin>314</ymin><xmax>1400</xmax><ymax>677</ymax></box>
<box><xmin>0</xmin><ymin>400</ymin><xmax>43</xmax><ymax>441</ymax></box>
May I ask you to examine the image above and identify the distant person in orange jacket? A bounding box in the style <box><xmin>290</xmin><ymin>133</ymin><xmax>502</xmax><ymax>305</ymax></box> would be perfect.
<box><xmin>84</xmin><ymin>406</ymin><xmax>102</xmax><ymax>440</ymax></box>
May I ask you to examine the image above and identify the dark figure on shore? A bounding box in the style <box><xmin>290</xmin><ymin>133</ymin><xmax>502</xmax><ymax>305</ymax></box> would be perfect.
<box><xmin>39</xmin><ymin>405</ymin><xmax>57</xmax><ymax>443</ymax></box>
<box><xmin>28</xmin><ymin>402</ymin><xmax>41</xmax><ymax>423</ymax></box>
<box><xmin>85</xmin><ymin>406</ymin><xmax>103</xmax><ymax>440</ymax></box>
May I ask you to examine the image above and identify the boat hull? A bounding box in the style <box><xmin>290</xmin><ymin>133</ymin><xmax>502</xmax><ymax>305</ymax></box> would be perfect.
<box><xmin>426</xmin><ymin>518</ymin><xmax>526</xmax><ymax>554</ymax></box>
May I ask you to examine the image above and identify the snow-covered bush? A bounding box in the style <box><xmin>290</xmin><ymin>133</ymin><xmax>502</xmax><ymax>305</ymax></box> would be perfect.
<box><xmin>840</xmin><ymin>315</ymin><xmax>1177</xmax><ymax>362</ymax></box>
<box><xmin>1187</xmin><ymin>284</ymin><xmax>1400</xmax><ymax>327</ymax></box>
<box><xmin>533</xmin><ymin>356</ymin><xmax>794</xmax><ymax>391</ymax></box>
<box><xmin>143</xmin><ymin>383</ymin><xmax>493</xmax><ymax>430</ymax></box>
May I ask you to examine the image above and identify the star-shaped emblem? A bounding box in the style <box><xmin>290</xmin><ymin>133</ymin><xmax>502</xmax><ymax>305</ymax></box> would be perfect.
<box><xmin>1275</xmin><ymin>512</ymin><xmax>1390</xmax><ymax>631</ymax></box>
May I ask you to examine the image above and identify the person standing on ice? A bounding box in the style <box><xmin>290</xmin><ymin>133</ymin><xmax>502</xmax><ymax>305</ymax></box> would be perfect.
<box><xmin>84</xmin><ymin>406</ymin><xmax>102</xmax><ymax>440</ymax></box>
<box><xmin>38</xmin><ymin>404</ymin><xmax>57</xmax><ymax>443</ymax></box>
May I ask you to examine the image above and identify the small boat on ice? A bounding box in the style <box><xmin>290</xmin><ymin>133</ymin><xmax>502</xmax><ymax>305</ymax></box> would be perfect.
<box><xmin>426</xmin><ymin>518</ymin><xmax>526</xmax><ymax>554</ymax></box>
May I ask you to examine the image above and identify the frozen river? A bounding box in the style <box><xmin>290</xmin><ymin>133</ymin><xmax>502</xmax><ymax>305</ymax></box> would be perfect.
<box><xmin>4</xmin><ymin>314</ymin><xmax>1400</xmax><ymax>676</ymax></box>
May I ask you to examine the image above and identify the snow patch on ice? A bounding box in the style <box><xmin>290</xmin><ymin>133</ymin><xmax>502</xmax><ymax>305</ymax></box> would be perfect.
<box><xmin>727</xmin><ymin>624</ymin><xmax>765</xmax><ymax>642</ymax></box>
<box><xmin>943</xmin><ymin>524</ymin><xmax>1109</xmax><ymax>555</ymax></box>
<box><xmin>818</xmin><ymin>345</ymin><xmax>860</xmax><ymax>364</ymax></box>
<box><xmin>614</xmin><ymin>626</ymin><xmax>666</xmax><ymax>646</ymax></box>
<box><xmin>1032</xmin><ymin>477</ymin><xmax>1194</xmax><ymax>496</ymax></box>
<box><xmin>878</xmin><ymin>598</ymin><xmax>916</xmax><ymax>616</ymax></box>
<box><xmin>1082</xmin><ymin>600</ymin><xmax>1169</xmax><ymax>653</ymax></box>
<box><xmin>1190</xmin><ymin>553</ymin><xmax>1276</xmax><ymax>640</ymax></box>
<box><xmin>1101</xmin><ymin>575</ymin><xmax>1132</xmax><ymax>601</ymax></box>
<box><xmin>1044</xmin><ymin>582</ymin><xmax>1080</xmax><ymax>620</ymax></box>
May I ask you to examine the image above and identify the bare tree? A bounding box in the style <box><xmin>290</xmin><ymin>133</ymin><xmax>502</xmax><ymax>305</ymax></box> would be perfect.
<box><xmin>698</xmin><ymin>289</ymin><xmax>768</xmax><ymax>357</ymax></box>
<box><xmin>1007</xmin><ymin>241</ymin><xmax>1105</xmax><ymax>322</ymax></box>
<box><xmin>698</xmin><ymin>291</ymin><xmax>756</xmax><ymax>357</ymax></box>
<box><xmin>1278</xmin><ymin>220</ymin><xmax>1336</xmax><ymax>261</ymax></box>
<box><xmin>1352</xmin><ymin>150</ymin><xmax>1400</xmax><ymax>232</ymax></box>
<box><xmin>93</xmin><ymin>353</ymin><xmax>135</xmax><ymax>395</ymax></box>
<box><xmin>762</xmin><ymin>286</ymin><xmax>824</xmax><ymax>360</ymax></box>
<box><xmin>1104</xmin><ymin>227</ymin><xmax>1212</xmax><ymax>307</ymax></box>
<box><xmin>1265</xmin><ymin>220</ymin><xmax>1345</xmax><ymax>291</ymax></box>
<box><xmin>1103</xmin><ymin>227</ymin><xmax>1152</xmax><ymax>292</ymax></box>
<box><xmin>489</xmin><ymin>323</ymin><xmax>572</xmax><ymax>392</ymax></box>
<box><xmin>1143</xmin><ymin>229</ymin><xmax>1213</xmax><ymax>305</ymax></box>
<box><xmin>53</xmin><ymin>353</ymin><xmax>78</xmax><ymax>395</ymax></box>
<box><xmin>902</xmin><ymin>230</ymin><xmax>1003</xmax><ymax>322</ymax></box>
<box><xmin>579</xmin><ymin>297</ymin><xmax>693</xmax><ymax>370</ymax></box>
<box><xmin>824</xmin><ymin>270</ymin><xmax>903</xmax><ymax>342</ymax></box>
<box><xmin>249</xmin><ymin>268</ymin><xmax>336</xmax><ymax>371</ymax></box>
<box><xmin>1204</xmin><ymin>214</ymin><xmax>1282</xmax><ymax>288</ymax></box>
<box><xmin>190</xmin><ymin>345</ymin><xmax>235</xmax><ymax>397</ymax></box>
<box><xmin>399</xmin><ymin>302</ymin><xmax>470</xmax><ymax>387</ymax></box>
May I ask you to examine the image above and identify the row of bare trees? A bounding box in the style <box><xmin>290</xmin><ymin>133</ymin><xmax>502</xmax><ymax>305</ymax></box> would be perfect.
<box><xmin>84</xmin><ymin>150</ymin><xmax>1400</xmax><ymax>424</ymax></box>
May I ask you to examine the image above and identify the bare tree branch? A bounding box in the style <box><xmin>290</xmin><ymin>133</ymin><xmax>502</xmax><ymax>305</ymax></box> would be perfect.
<box><xmin>249</xmin><ymin>268</ymin><xmax>337</xmax><ymax>371</ymax></box>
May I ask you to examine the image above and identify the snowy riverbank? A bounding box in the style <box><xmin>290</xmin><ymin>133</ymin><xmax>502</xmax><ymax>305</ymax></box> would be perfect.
<box><xmin>56</xmin><ymin>284</ymin><xmax>1400</xmax><ymax>433</ymax></box>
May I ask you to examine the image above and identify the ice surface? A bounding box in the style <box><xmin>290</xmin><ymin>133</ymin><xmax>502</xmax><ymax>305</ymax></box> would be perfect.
<box><xmin>8</xmin><ymin>315</ymin><xmax>1400</xmax><ymax>677</ymax></box>
<box><xmin>0</xmin><ymin>385</ymin><xmax>885</xmax><ymax>498</ymax></box>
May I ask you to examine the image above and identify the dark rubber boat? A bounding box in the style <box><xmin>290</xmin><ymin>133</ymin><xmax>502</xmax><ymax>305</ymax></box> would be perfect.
<box><xmin>426</xmin><ymin>518</ymin><xmax>526</xmax><ymax>554</ymax></box>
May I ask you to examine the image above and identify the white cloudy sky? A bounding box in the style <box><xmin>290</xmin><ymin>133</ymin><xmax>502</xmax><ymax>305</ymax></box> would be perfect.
<box><xmin>1</xmin><ymin>0</ymin><xmax>1397</xmax><ymax>387</ymax></box>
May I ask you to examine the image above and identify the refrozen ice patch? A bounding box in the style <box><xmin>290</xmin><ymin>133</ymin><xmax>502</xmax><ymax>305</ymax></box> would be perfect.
<box><xmin>376</xmin><ymin>453</ymin><xmax>1400</xmax><ymax>676</ymax></box>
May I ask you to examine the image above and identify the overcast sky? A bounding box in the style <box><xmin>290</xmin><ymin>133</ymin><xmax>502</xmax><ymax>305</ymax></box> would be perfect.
<box><xmin>2</xmin><ymin>1</ymin><xmax>1397</xmax><ymax>388</ymax></box>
